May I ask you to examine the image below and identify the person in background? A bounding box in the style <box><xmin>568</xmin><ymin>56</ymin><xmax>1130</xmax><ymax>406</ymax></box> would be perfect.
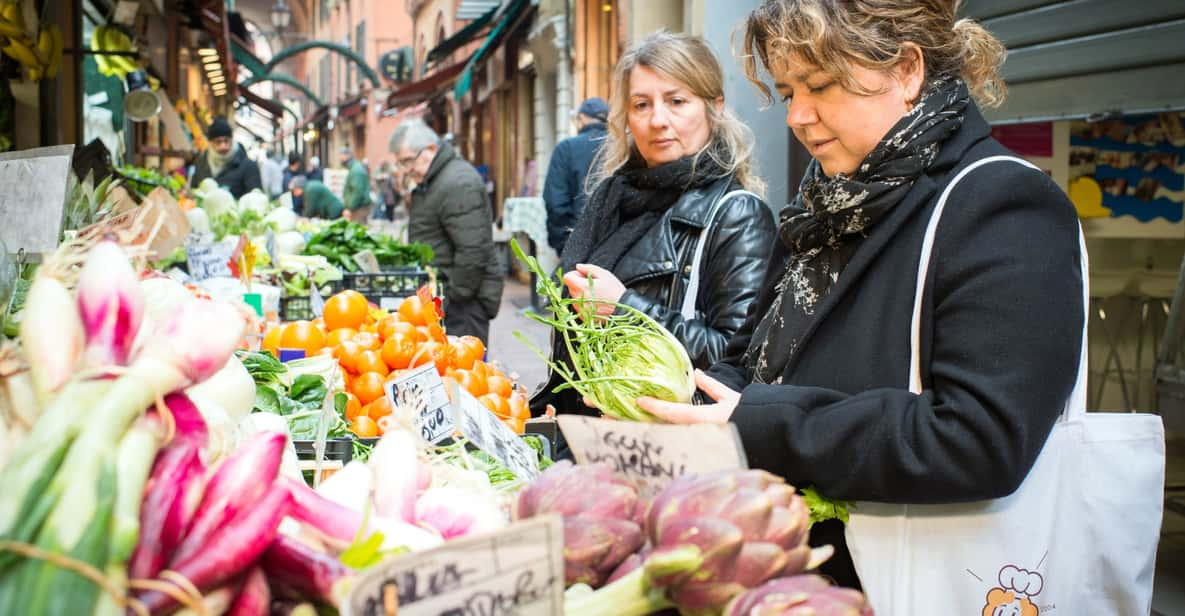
<box><xmin>189</xmin><ymin>116</ymin><xmax>262</xmax><ymax>199</ymax></box>
<box><xmin>340</xmin><ymin>147</ymin><xmax>374</xmax><ymax>222</ymax></box>
<box><xmin>632</xmin><ymin>0</ymin><xmax>1084</xmax><ymax>589</ymax></box>
<box><xmin>260</xmin><ymin>148</ymin><xmax>285</xmax><ymax>198</ymax></box>
<box><xmin>542</xmin><ymin>97</ymin><xmax>609</xmax><ymax>254</ymax></box>
<box><xmin>283</xmin><ymin>152</ymin><xmax>305</xmax><ymax>214</ymax></box>
<box><xmin>288</xmin><ymin>176</ymin><xmax>343</xmax><ymax>220</ymax></box>
<box><xmin>529</xmin><ymin>31</ymin><xmax>776</xmax><ymax>425</ymax></box>
<box><xmin>389</xmin><ymin>119</ymin><xmax>504</xmax><ymax>343</ymax></box>
<box><xmin>307</xmin><ymin>155</ymin><xmax>324</xmax><ymax>182</ymax></box>
<box><xmin>375</xmin><ymin>160</ymin><xmax>400</xmax><ymax>221</ymax></box>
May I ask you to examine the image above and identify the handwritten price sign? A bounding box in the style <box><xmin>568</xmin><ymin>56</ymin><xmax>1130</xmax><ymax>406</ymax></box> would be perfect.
<box><xmin>556</xmin><ymin>416</ymin><xmax>748</xmax><ymax>499</ymax></box>
<box><xmin>184</xmin><ymin>232</ymin><xmax>233</xmax><ymax>281</ymax></box>
<box><xmin>344</xmin><ymin>515</ymin><xmax>565</xmax><ymax>616</ymax></box>
<box><xmin>385</xmin><ymin>364</ymin><xmax>454</xmax><ymax>444</ymax></box>
<box><xmin>451</xmin><ymin>384</ymin><xmax>540</xmax><ymax>481</ymax></box>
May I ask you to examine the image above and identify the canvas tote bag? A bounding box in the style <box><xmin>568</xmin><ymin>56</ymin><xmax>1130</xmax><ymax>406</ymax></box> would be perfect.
<box><xmin>844</xmin><ymin>155</ymin><xmax>1166</xmax><ymax>616</ymax></box>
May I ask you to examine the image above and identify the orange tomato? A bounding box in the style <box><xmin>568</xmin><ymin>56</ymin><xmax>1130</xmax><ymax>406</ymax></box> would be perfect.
<box><xmin>334</xmin><ymin>340</ymin><xmax>363</xmax><ymax>373</ymax></box>
<box><xmin>409</xmin><ymin>341</ymin><xmax>448</xmax><ymax>376</ymax></box>
<box><xmin>359</xmin><ymin>322</ymin><xmax>378</xmax><ymax>335</ymax></box>
<box><xmin>478</xmin><ymin>393</ymin><xmax>511</xmax><ymax>419</ymax></box>
<box><xmin>381</xmin><ymin>334</ymin><xmax>418</xmax><ymax>371</ymax></box>
<box><xmin>508</xmin><ymin>391</ymin><xmax>531</xmax><ymax>421</ymax></box>
<box><xmin>324</xmin><ymin>290</ymin><xmax>369</xmax><ymax>331</ymax></box>
<box><xmin>325</xmin><ymin>327</ymin><xmax>358</xmax><ymax>349</ymax></box>
<box><xmin>501</xmin><ymin>417</ymin><xmax>525</xmax><ymax>434</ymax></box>
<box><xmin>485</xmin><ymin>374</ymin><xmax>513</xmax><ymax>399</ymax></box>
<box><xmin>451</xmin><ymin>369</ymin><xmax>488</xmax><ymax>398</ymax></box>
<box><xmin>262</xmin><ymin>324</ymin><xmax>284</xmax><ymax>358</ymax></box>
<box><xmin>367</xmin><ymin>395</ymin><xmax>394</xmax><ymax>420</ymax></box>
<box><xmin>379</xmin><ymin>317</ymin><xmax>418</xmax><ymax>341</ymax></box>
<box><xmin>343</xmin><ymin>392</ymin><xmax>364</xmax><ymax>421</ymax></box>
<box><xmin>311</xmin><ymin>317</ymin><xmax>326</xmax><ymax>332</ymax></box>
<box><xmin>279</xmin><ymin>321</ymin><xmax>325</xmax><ymax>357</ymax></box>
<box><xmin>398</xmin><ymin>295</ymin><xmax>432</xmax><ymax>327</ymax></box>
<box><xmin>349</xmin><ymin>416</ymin><xmax>380</xmax><ymax>438</ymax></box>
<box><xmin>353</xmin><ymin>331</ymin><xmax>382</xmax><ymax>352</ymax></box>
<box><xmin>352</xmin><ymin>371</ymin><xmax>387</xmax><ymax>405</ymax></box>
<box><xmin>472</xmin><ymin>360</ymin><xmax>494</xmax><ymax>379</ymax></box>
<box><xmin>354</xmin><ymin>350</ymin><xmax>389</xmax><ymax>376</ymax></box>
<box><xmin>447</xmin><ymin>335</ymin><xmax>485</xmax><ymax>371</ymax></box>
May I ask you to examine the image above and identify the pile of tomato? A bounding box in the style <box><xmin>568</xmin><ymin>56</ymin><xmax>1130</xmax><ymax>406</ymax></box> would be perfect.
<box><xmin>261</xmin><ymin>287</ymin><xmax>532</xmax><ymax>438</ymax></box>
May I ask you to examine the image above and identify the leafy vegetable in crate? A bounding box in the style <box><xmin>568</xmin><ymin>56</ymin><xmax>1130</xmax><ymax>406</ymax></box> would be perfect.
<box><xmin>303</xmin><ymin>219</ymin><xmax>434</xmax><ymax>271</ymax></box>
<box><xmin>510</xmin><ymin>239</ymin><xmax>695</xmax><ymax>421</ymax></box>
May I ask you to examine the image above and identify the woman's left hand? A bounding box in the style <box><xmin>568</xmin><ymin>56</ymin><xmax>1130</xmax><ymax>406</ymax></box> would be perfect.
<box><xmin>637</xmin><ymin>369</ymin><xmax>740</xmax><ymax>424</ymax></box>
<box><xmin>563</xmin><ymin>264</ymin><xmax>627</xmax><ymax>318</ymax></box>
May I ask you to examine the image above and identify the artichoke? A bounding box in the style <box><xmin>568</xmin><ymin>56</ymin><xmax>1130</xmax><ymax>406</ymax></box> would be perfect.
<box><xmin>565</xmin><ymin>469</ymin><xmax>832</xmax><ymax>616</ymax></box>
<box><xmin>723</xmin><ymin>575</ymin><xmax>873</xmax><ymax>615</ymax></box>
<box><xmin>514</xmin><ymin>461</ymin><xmax>645</xmax><ymax>587</ymax></box>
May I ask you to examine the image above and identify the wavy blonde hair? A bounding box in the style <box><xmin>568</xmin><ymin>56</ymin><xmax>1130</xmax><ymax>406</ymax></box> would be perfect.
<box><xmin>588</xmin><ymin>30</ymin><xmax>765</xmax><ymax>198</ymax></box>
<box><xmin>740</xmin><ymin>0</ymin><xmax>1007</xmax><ymax>108</ymax></box>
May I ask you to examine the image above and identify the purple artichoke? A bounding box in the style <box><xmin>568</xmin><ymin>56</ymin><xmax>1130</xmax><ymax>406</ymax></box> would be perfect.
<box><xmin>566</xmin><ymin>469</ymin><xmax>833</xmax><ymax>616</ymax></box>
<box><xmin>514</xmin><ymin>461</ymin><xmax>646</xmax><ymax>587</ymax></box>
<box><xmin>724</xmin><ymin>575</ymin><xmax>873</xmax><ymax>615</ymax></box>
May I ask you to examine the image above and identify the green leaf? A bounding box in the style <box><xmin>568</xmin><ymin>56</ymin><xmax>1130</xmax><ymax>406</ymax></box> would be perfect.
<box><xmin>290</xmin><ymin>374</ymin><xmax>328</xmax><ymax>406</ymax></box>
<box><xmin>801</xmin><ymin>485</ymin><xmax>851</xmax><ymax>528</ymax></box>
<box><xmin>253</xmin><ymin>385</ymin><xmax>282</xmax><ymax>416</ymax></box>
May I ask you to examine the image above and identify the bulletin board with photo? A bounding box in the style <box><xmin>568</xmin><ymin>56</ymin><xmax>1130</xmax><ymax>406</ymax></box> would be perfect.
<box><xmin>1067</xmin><ymin>112</ymin><xmax>1185</xmax><ymax>235</ymax></box>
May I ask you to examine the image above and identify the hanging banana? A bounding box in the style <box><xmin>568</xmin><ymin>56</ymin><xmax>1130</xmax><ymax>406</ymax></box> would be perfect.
<box><xmin>44</xmin><ymin>23</ymin><xmax>61</xmax><ymax>79</ymax></box>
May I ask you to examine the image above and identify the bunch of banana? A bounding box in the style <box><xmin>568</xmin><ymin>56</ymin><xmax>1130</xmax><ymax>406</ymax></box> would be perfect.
<box><xmin>91</xmin><ymin>24</ymin><xmax>139</xmax><ymax>79</ymax></box>
<box><xmin>0</xmin><ymin>1</ymin><xmax>62</xmax><ymax>82</ymax></box>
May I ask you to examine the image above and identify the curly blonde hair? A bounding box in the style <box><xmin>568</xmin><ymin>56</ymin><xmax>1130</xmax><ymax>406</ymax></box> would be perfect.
<box><xmin>588</xmin><ymin>30</ymin><xmax>765</xmax><ymax>198</ymax></box>
<box><xmin>740</xmin><ymin>0</ymin><xmax>1007</xmax><ymax>108</ymax></box>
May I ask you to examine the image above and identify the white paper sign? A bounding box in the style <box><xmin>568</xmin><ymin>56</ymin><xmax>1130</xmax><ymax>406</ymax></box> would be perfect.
<box><xmin>184</xmin><ymin>232</ymin><xmax>233</xmax><ymax>280</ymax></box>
<box><xmin>353</xmin><ymin>249</ymin><xmax>381</xmax><ymax>274</ymax></box>
<box><xmin>379</xmin><ymin>296</ymin><xmax>405</xmax><ymax>311</ymax></box>
<box><xmin>344</xmin><ymin>515</ymin><xmax>564</xmax><ymax>616</ymax></box>
<box><xmin>323</xmin><ymin>168</ymin><xmax>348</xmax><ymax>200</ymax></box>
<box><xmin>309</xmin><ymin>283</ymin><xmax>326</xmax><ymax>317</ymax></box>
<box><xmin>386</xmin><ymin>363</ymin><xmax>453</xmax><ymax>444</ymax></box>
<box><xmin>451</xmin><ymin>383</ymin><xmax>540</xmax><ymax>480</ymax></box>
<box><xmin>556</xmin><ymin>416</ymin><xmax>748</xmax><ymax>498</ymax></box>
<box><xmin>0</xmin><ymin>145</ymin><xmax>74</xmax><ymax>258</ymax></box>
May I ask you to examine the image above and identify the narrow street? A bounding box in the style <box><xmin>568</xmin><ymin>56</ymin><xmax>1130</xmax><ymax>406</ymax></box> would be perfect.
<box><xmin>487</xmin><ymin>277</ymin><xmax>550</xmax><ymax>396</ymax></box>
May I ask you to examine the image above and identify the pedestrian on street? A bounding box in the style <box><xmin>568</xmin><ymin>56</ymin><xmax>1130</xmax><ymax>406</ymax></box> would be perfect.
<box><xmin>288</xmin><ymin>176</ymin><xmax>343</xmax><ymax>220</ymax></box>
<box><xmin>530</xmin><ymin>31</ymin><xmax>776</xmax><ymax>424</ymax></box>
<box><xmin>340</xmin><ymin>147</ymin><xmax>374</xmax><ymax>222</ymax></box>
<box><xmin>542</xmin><ymin>97</ymin><xmax>609</xmax><ymax>254</ymax></box>
<box><xmin>260</xmin><ymin>147</ymin><xmax>285</xmax><ymax>198</ymax></box>
<box><xmin>189</xmin><ymin>116</ymin><xmax>262</xmax><ymax>199</ymax></box>
<box><xmin>307</xmin><ymin>156</ymin><xmax>324</xmax><ymax>182</ymax></box>
<box><xmin>283</xmin><ymin>152</ymin><xmax>306</xmax><ymax>214</ymax></box>
<box><xmin>630</xmin><ymin>0</ymin><xmax>1085</xmax><ymax>591</ymax></box>
<box><xmin>389</xmin><ymin>119</ymin><xmax>504</xmax><ymax>344</ymax></box>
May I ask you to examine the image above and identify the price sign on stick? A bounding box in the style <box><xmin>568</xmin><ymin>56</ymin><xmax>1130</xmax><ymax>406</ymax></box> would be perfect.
<box><xmin>184</xmin><ymin>233</ymin><xmax>233</xmax><ymax>281</ymax></box>
<box><xmin>451</xmin><ymin>382</ymin><xmax>540</xmax><ymax>480</ymax></box>
<box><xmin>386</xmin><ymin>364</ymin><xmax>453</xmax><ymax>444</ymax></box>
<box><xmin>557</xmin><ymin>416</ymin><xmax>748</xmax><ymax>499</ymax></box>
<box><xmin>344</xmin><ymin>515</ymin><xmax>564</xmax><ymax>616</ymax></box>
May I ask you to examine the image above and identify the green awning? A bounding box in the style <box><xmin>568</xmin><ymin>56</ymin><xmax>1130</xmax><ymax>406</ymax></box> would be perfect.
<box><xmin>230</xmin><ymin>40</ymin><xmax>268</xmax><ymax>77</ymax></box>
<box><xmin>424</xmin><ymin>3</ymin><xmax>499</xmax><ymax>71</ymax></box>
<box><xmin>453</xmin><ymin>0</ymin><xmax>529</xmax><ymax>99</ymax></box>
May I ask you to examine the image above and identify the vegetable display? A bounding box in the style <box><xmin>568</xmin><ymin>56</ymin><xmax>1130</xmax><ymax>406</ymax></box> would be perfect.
<box><xmin>303</xmin><ymin>219</ymin><xmax>434</xmax><ymax>272</ymax></box>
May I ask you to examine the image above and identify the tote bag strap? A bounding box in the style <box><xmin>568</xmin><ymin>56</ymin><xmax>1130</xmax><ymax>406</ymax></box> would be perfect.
<box><xmin>909</xmin><ymin>155</ymin><xmax>1090</xmax><ymax>421</ymax></box>
<box><xmin>680</xmin><ymin>189</ymin><xmax>759</xmax><ymax>319</ymax></box>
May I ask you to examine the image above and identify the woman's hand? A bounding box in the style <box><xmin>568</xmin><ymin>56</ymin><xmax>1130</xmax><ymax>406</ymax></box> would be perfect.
<box><xmin>637</xmin><ymin>369</ymin><xmax>740</xmax><ymax>424</ymax></box>
<box><xmin>563</xmin><ymin>264</ymin><xmax>627</xmax><ymax>318</ymax></box>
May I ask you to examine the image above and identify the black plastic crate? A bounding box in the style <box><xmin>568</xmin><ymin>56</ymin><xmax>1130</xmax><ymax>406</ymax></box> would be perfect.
<box><xmin>340</xmin><ymin>267</ymin><xmax>437</xmax><ymax>310</ymax></box>
<box><xmin>293</xmin><ymin>437</ymin><xmax>354</xmax><ymax>462</ymax></box>
<box><xmin>279</xmin><ymin>295</ymin><xmax>315</xmax><ymax>321</ymax></box>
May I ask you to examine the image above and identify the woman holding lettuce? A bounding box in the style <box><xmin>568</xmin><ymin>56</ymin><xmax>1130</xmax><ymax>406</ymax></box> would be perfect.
<box><xmin>634</xmin><ymin>0</ymin><xmax>1085</xmax><ymax>589</ymax></box>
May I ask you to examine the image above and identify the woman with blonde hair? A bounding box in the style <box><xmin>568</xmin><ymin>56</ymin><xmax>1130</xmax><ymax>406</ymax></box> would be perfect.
<box><xmin>530</xmin><ymin>30</ymin><xmax>776</xmax><ymax>424</ymax></box>
<box><xmin>634</xmin><ymin>0</ymin><xmax>1086</xmax><ymax>591</ymax></box>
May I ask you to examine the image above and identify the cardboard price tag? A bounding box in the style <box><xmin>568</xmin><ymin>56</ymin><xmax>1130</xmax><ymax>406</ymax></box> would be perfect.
<box><xmin>0</xmin><ymin>145</ymin><xmax>74</xmax><ymax>259</ymax></box>
<box><xmin>353</xmin><ymin>249</ymin><xmax>381</xmax><ymax>274</ymax></box>
<box><xmin>385</xmin><ymin>364</ymin><xmax>453</xmax><ymax>444</ymax></box>
<box><xmin>184</xmin><ymin>233</ymin><xmax>233</xmax><ymax>281</ymax></box>
<box><xmin>450</xmin><ymin>383</ymin><xmax>540</xmax><ymax>480</ymax></box>
<box><xmin>344</xmin><ymin>515</ymin><xmax>564</xmax><ymax>616</ymax></box>
<box><xmin>556</xmin><ymin>416</ymin><xmax>748</xmax><ymax>499</ymax></box>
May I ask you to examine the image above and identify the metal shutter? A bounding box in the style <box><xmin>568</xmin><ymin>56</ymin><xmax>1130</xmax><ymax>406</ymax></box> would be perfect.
<box><xmin>959</xmin><ymin>0</ymin><xmax>1185</xmax><ymax>123</ymax></box>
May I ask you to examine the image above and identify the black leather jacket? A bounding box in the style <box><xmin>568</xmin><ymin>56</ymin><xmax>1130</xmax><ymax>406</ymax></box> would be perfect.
<box><xmin>530</xmin><ymin>175</ymin><xmax>776</xmax><ymax>417</ymax></box>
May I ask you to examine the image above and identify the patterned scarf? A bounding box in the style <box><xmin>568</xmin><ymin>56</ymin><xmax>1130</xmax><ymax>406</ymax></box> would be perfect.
<box><xmin>561</xmin><ymin>145</ymin><xmax>729</xmax><ymax>273</ymax></box>
<box><xmin>746</xmin><ymin>79</ymin><xmax>970</xmax><ymax>383</ymax></box>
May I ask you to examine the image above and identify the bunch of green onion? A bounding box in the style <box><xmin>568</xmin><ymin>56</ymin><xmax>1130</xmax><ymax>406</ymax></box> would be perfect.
<box><xmin>511</xmin><ymin>240</ymin><xmax>695</xmax><ymax>422</ymax></box>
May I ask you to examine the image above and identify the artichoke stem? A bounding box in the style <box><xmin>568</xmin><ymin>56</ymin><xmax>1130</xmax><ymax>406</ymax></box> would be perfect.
<box><xmin>562</xmin><ymin>566</ymin><xmax>673</xmax><ymax>616</ymax></box>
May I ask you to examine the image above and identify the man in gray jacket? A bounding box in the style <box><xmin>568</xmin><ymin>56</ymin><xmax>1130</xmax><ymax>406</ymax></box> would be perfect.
<box><xmin>390</xmin><ymin>119</ymin><xmax>503</xmax><ymax>343</ymax></box>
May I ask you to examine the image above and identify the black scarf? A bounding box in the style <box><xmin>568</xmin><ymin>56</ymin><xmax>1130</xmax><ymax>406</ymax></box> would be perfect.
<box><xmin>746</xmin><ymin>79</ymin><xmax>971</xmax><ymax>384</ymax></box>
<box><xmin>560</xmin><ymin>146</ymin><xmax>729</xmax><ymax>273</ymax></box>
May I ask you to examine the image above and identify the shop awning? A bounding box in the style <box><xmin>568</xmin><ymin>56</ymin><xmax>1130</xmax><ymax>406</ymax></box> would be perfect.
<box><xmin>385</xmin><ymin>60</ymin><xmax>470</xmax><ymax>109</ymax></box>
<box><xmin>239</xmin><ymin>87</ymin><xmax>285</xmax><ymax>119</ymax></box>
<box><xmin>230</xmin><ymin>39</ymin><xmax>267</xmax><ymax>78</ymax></box>
<box><xmin>453</xmin><ymin>0</ymin><xmax>530</xmax><ymax>99</ymax></box>
<box><xmin>272</xmin><ymin>106</ymin><xmax>328</xmax><ymax>143</ymax></box>
<box><xmin>423</xmin><ymin>3</ymin><xmax>499</xmax><ymax>71</ymax></box>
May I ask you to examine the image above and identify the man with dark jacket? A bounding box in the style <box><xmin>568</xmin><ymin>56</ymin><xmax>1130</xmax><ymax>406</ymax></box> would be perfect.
<box><xmin>389</xmin><ymin>119</ymin><xmax>503</xmax><ymax>343</ymax></box>
<box><xmin>189</xmin><ymin>116</ymin><xmax>263</xmax><ymax>199</ymax></box>
<box><xmin>340</xmin><ymin>147</ymin><xmax>373</xmax><ymax>222</ymax></box>
<box><xmin>542</xmin><ymin>97</ymin><xmax>609</xmax><ymax>253</ymax></box>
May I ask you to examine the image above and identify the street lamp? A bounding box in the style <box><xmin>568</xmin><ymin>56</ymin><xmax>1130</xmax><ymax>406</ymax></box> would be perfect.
<box><xmin>270</xmin><ymin>0</ymin><xmax>292</xmax><ymax>31</ymax></box>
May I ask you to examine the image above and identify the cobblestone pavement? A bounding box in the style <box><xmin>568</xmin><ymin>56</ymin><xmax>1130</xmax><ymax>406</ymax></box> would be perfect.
<box><xmin>486</xmin><ymin>277</ymin><xmax>551</xmax><ymax>396</ymax></box>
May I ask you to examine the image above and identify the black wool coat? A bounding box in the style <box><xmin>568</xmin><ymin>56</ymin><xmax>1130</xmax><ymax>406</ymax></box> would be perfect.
<box><xmin>708</xmin><ymin>106</ymin><xmax>1084</xmax><ymax>588</ymax></box>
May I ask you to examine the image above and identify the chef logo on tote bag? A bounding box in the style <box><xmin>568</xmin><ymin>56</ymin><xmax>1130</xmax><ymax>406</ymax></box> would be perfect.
<box><xmin>978</xmin><ymin>564</ymin><xmax>1046</xmax><ymax>615</ymax></box>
